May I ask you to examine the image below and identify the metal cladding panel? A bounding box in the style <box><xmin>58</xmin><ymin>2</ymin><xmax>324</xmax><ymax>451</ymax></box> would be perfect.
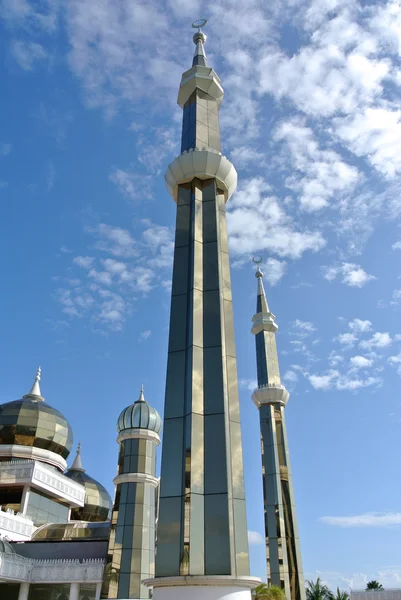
<box><xmin>156</xmin><ymin>177</ymin><xmax>250</xmax><ymax>579</ymax></box>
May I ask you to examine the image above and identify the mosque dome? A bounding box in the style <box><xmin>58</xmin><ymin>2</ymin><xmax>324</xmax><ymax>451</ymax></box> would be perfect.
<box><xmin>0</xmin><ymin>539</ymin><xmax>15</xmax><ymax>554</ymax></box>
<box><xmin>0</xmin><ymin>368</ymin><xmax>73</xmax><ymax>462</ymax></box>
<box><xmin>117</xmin><ymin>386</ymin><xmax>162</xmax><ymax>434</ymax></box>
<box><xmin>65</xmin><ymin>444</ymin><xmax>112</xmax><ymax>522</ymax></box>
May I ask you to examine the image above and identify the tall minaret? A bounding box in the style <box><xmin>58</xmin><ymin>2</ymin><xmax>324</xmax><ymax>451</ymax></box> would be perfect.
<box><xmin>251</xmin><ymin>266</ymin><xmax>305</xmax><ymax>600</ymax></box>
<box><xmin>147</xmin><ymin>20</ymin><xmax>260</xmax><ymax>600</ymax></box>
<box><xmin>102</xmin><ymin>387</ymin><xmax>161</xmax><ymax>599</ymax></box>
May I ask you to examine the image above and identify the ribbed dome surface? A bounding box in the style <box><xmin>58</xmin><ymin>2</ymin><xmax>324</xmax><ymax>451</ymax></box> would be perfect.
<box><xmin>117</xmin><ymin>388</ymin><xmax>161</xmax><ymax>434</ymax></box>
<box><xmin>0</xmin><ymin>398</ymin><xmax>73</xmax><ymax>460</ymax></box>
<box><xmin>65</xmin><ymin>469</ymin><xmax>111</xmax><ymax>522</ymax></box>
<box><xmin>0</xmin><ymin>539</ymin><xmax>15</xmax><ymax>554</ymax></box>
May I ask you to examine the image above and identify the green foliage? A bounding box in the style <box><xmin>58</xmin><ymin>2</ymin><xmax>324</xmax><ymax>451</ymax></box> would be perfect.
<box><xmin>329</xmin><ymin>587</ymin><xmax>350</xmax><ymax>600</ymax></box>
<box><xmin>306</xmin><ymin>578</ymin><xmax>333</xmax><ymax>600</ymax></box>
<box><xmin>366</xmin><ymin>581</ymin><xmax>384</xmax><ymax>591</ymax></box>
<box><xmin>252</xmin><ymin>584</ymin><xmax>287</xmax><ymax>600</ymax></box>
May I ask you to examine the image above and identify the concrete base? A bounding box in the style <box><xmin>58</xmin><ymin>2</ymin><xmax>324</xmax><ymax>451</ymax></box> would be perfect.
<box><xmin>143</xmin><ymin>575</ymin><xmax>262</xmax><ymax>600</ymax></box>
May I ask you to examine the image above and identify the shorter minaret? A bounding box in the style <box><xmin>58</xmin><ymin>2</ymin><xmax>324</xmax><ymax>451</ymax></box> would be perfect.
<box><xmin>102</xmin><ymin>386</ymin><xmax>161</xmax><ymax>600</ymax></box>
<box><xmin>251</xmin><ymin>266</ymin><xmax>305</xmax><ymax>600</ymax></box>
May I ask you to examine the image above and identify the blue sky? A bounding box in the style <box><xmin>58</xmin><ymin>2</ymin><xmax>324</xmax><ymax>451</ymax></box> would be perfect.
<box><xmin>1</xmin><ymin>0</ymin><xmax>401</xmax><ymax>591</ymax></box>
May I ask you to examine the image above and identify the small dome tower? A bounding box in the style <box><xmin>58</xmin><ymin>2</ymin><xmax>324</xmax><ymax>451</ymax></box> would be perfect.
<box><xmin>65</xmin><ymin>443</ymin><xmax>112</xmax><ymax>522</ymax></box>
<box><xmin>102</xmin><ymin>386</ymin><xmax>161</xmax><ymax>599</ymax></box>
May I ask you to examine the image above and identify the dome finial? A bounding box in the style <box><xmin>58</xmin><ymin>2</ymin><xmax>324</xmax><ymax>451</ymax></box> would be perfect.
<box><xmin>23</xmin><ymin>366</ymin><xmax>44</xmax><ymax>401</ymax></box>
<box><xmin>69</xmin><ymin>441</ymin><xmax>85</xmax><ymax>472</ymax></box>
<box><xmin>252</xmin><ymin>256</ymin><xmax>270</xmax><ymax>313</ymax></box>
<box><xmin>137</xmin><ymin>385</ymin><xmax>146</xmax><ymax>403</ymax></box>
<box><xmin>192</xmin><ymin>19</ymin><xmax>208</xmax><ymax>67</ymax></box>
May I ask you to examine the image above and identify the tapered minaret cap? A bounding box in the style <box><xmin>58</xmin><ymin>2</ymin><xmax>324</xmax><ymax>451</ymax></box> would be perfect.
<box><xmin>70</xmin><ymin>441</ymin><xmax>85</xmax><ymax>472</ymax></box>
<box><xmin>23</xmin><ymin>366</ymin><xmax>44</xmax><ymax>402</ymax></box>
<box><xmin>255</xmin><ymin>266</ymin><xmax>270</xmax><ymax>314</ymax></box>
<box><xmin>192</xmin><ymin>19</ymin><xmax>208</xmax><ymax>66</ymax></box>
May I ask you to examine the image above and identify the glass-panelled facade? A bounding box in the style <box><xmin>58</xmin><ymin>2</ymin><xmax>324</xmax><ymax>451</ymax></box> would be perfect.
<box><xmin>79</xmin><ymin>583</ymin><xmax>97</xmax><ymax>600</ymax></box>
<box><xmin>156</xmin><ymin>174</ymin><xmax>249</xmax><ymax>579</ymax></box>
<box><xmin>25</xmin><ymin>488</ymin><xmax>69</xmax><ymax>526</ymax></box>
<box><xmin>28</xmin><ymin>584</ymin><xmax>70</xmax><ymax>600</ymax></box>
<box><xmin>102</xmin><ymin>436</ymin><xmax>157</xmax><ymax>599</ymax></box>
<box><xmin>0</xmin><ymin>583</ymin><xmax>19</xmax><ymax>600</ymax></box>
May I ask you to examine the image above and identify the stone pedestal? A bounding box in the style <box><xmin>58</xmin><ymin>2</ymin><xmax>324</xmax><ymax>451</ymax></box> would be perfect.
<box><xmin>144</xmin><ymin>575</ymin><xmax>262</xmax><ymax>600</ymax></box>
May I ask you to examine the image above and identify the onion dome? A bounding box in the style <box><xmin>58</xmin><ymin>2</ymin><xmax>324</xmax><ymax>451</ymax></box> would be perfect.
<box><xmin>0</xmin><ymin>539</ymin><xmax>15</xmax><ymax>554</ymax></box>
<box><xmin>65</xmin><ymin>443</ymin><xmax>112</xmax><ymax>522</ymax></box>
<box><xmin>117</xmin><ymin>385</ymin><xmax>162</xmax><ymax>434</ymax></box>
<box><xmin>0</xmin><ymin>368</ymin><xmax>73</xmax><ymax>461</ymax></box>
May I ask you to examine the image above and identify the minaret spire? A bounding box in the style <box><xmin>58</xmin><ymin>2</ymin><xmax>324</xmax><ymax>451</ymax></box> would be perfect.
<box><xmin>23</xmin><ymin>366</ymin><xmax>44</xmax><ymax>402</ymax></box>
<box><xmin>192</xmin><ymin>19</ymin><xmax>208</xmax><ymax>67</ymax></box>
<box><xmin>148</xmin><ymin>20</ymin><xmax>260</xmax><ymax>600</ymax></box>
<box><xmin>251</xmin><ymin>260</ymin><xmax>305</xmax><ymax>600</ymax></box>
<box><xmin>69</xmin><ymin>441</ymin><xmax>85</xmax><ymax>472</ymax></box>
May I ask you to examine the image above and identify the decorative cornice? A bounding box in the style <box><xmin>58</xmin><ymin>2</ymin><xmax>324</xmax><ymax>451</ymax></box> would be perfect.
<box><xmin>0</xmin><ymin>445</ymin><xmax>67</xmax><ymax>472</ymax></box>
<box><xmin>165</xmin><ymin>149</ymin><xmax>237</xmax><ymax>202</ymax></box>
<box><xmin>0</xmin><ymin>553</ymin><xmax>104</xmax><ymax>583</ymax></box>
<box><xmin>252</xmin><ymin>384</ymin><xmax>289</xmax><ymax>408</ymax></box>
<box><xmin>0</xmin><ymin>460</ymin><xmax>85</xmax><ymax>507</ymax></box>
<box><xmin>251</xmin><ymin>311</ymin><xmax>278</xmax><ymax>335</ymax></box>
<box><xmin>0</xmin><ymin>507</ymin><xmax>34</xmax><ymax>540</ymax></box>
<box><xmin>117</xmin><ymin>428</ymin><xmax>160</xmax><ymax>445</ymax></box>
<box><xmin>113</xmin><ymin>472</ymin><xmax>159</xmax><ymax>488</ymax></box>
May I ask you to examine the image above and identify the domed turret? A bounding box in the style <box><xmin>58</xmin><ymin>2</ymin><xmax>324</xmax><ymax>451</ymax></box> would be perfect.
<box><xmin>0</xmin><ymin>368</ymin><xmax>73</xmax><ymax>468</ymax></box>
<box><xmin>117</xmin><ymin>385</ymin><xmax>162</xmax><ymax>433</ymax></box>
<box><xmin>65</xmin><ymin>443</ymin><xmax>112</xmax><ymax>522</ymax></box>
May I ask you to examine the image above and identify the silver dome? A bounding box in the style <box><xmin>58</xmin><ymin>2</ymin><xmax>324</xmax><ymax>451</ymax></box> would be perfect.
<box><xmin>117</xmin><ymin>387</ymin><xmax>162</xmax><ymax>434</ymax></box>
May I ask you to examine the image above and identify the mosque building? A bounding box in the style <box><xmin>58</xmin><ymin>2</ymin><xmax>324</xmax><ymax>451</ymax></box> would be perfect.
<box><xmin>0</xmin><ymin>369</ymin><xmax>160</xmax><ymax>600</ymax></box>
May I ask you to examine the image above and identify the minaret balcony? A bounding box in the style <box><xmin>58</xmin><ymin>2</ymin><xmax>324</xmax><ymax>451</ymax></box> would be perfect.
<box><xmin>252</xmin><ymin>384</ymin><xmax>289</xmax><ymax>408</ymax></box>
<box><xmin>178</xmin><ymin>65</ymin><xmax>224</xmax><ymax>108</ymax></box>
<box><xmin>251</xmin><ymin>312</ymin><xmax>278</xmax><ymax>334</ymax></box>
<box><xmin>165</xmin><ymin>148</ymin><xmax>237</xmax><ymax>202</ymax></box>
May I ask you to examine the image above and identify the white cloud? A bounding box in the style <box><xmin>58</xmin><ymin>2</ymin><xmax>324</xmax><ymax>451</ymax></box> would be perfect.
<box><xmin>239</xmin><ymin>378</ymin><xmax>257</xmax><ymax>392</ymax></box>
<box><xmin>227</xmin><ymin>177</ymin><xmax>325</xmax><ymax>259</ymax></box>
<box><xmin>283</xmin><ymin>370</ymin><xmax>298</xmax><ymax>383</ymax></box>
<box><xmin>293</xmin><ymin>319</ymin><xmax>316</xmax><ymax>333</ymax></box>
<box><xmin>348</xmin><ymin>318</ymin><xmax>372</xmax><ymax>333</ymax></box>
<box><xmin>360</xmin><ymin>332</ymin><xmax>392</xmax><ymax>349</ymax></box>
<box><xmin>11</xmin><ymin>40</ymin><xmax>47</xmax><ymax>70</ymax></box>
<box><xmin>393</xmin><ymin>241</ymin><xmax>401</xmax><ymax>250</ymax></box>
<box><xmin>139</xmin><ymin>329</ymin><xmax>152</xmax><ymax>341</ymax></box>
<box><xmin>89</xmin><ymin>224</ymin><xmax>138</xmax><ymax>258</ymax></box>
<box><xmin>350</xmin><ymin>355</ymin><xmax>373</xmax><ymax>369</ymax></box>
<box><xmin>274</xmin><ymin>118</ymin><xmax>360</xmax><ymax>211</ymax></box>
<box><xmin>308</xmin><ymin>370</ymin><xmax>339</xmax><ymax>390</ymax></box>
<box><xmin>336</xmin><ymin>333</ymin><xmax>357</xmax><ymax>346</ymax></box>
<box><xmin>248</xmin><ymin>530</ymin><xmax>264</xmax><ymax>545</ymax></box>
<box><xmin>73</xmin><ymin>256</ymin><xmax>94</xmax><ymax>269</ymax></box>
<box><xmin>323</xmin><ymin>263</ymin><xmax>376</xmax><ymax>287</ymax></box>
<box><xmin>109</xmin><ymin>168</ymin><xmax>152</xmax><ymax>201</ymax></box>
<box><xmin>334</xmin><ymin>108</ymin><xmax>401</xmax><ymax>179</ymax></box>
<box><xmin>308</xmin><ymin>369</ymin><xmax>381</xmax><ymax>391</ymax></box>
<box><xmin>389</xmin><ymin>352</ymin><xmax>401</xmax><ymax>374</ymax></box>
<box><xmin>262</xmin><ymin>258</ymin><xmax>287</xmax><ymax>286</ymax></box>
<box><xmin>321</xmin><ymin>512</ymin><xmax>401</xmax><ymax>527</ymax></box>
